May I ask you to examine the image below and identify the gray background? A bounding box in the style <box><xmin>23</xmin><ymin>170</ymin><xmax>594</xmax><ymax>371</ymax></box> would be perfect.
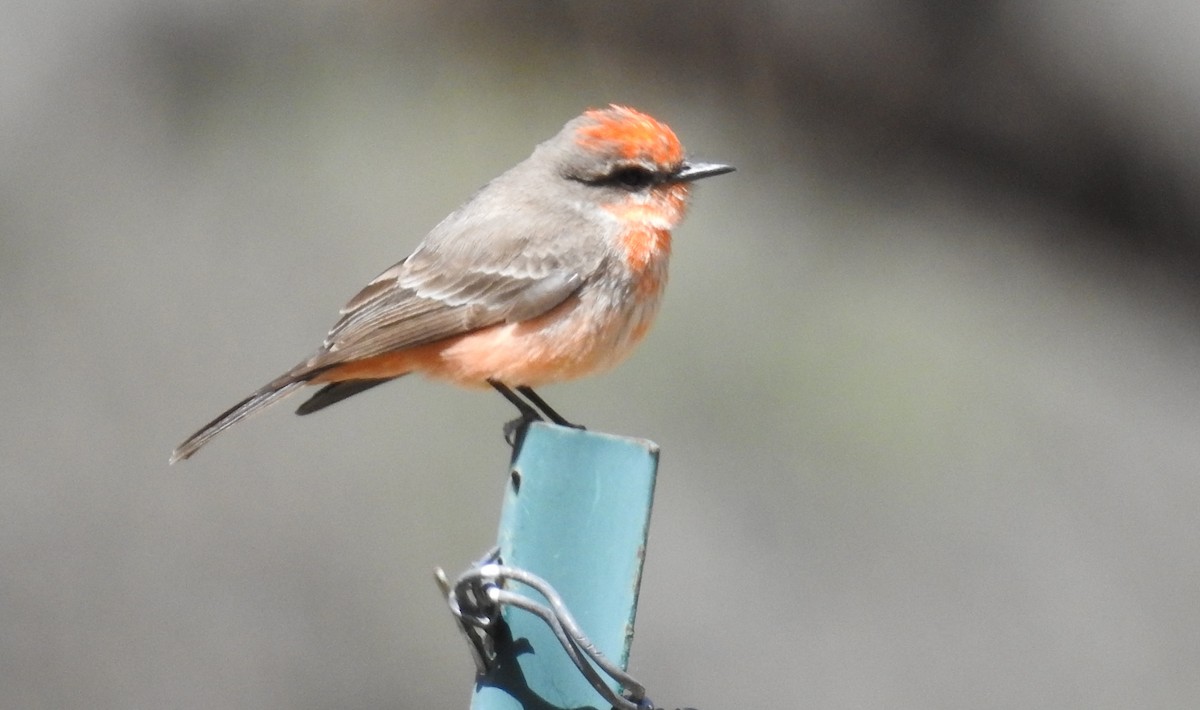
<box><xmin>3</xmin><ymin>2</ymin><xmax>1199</xmax><ymax>708</ymax></box>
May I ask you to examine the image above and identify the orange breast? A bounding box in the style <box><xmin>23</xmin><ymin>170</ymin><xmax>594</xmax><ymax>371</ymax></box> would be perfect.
<box><xmin>313</xmin><ymin>282</ymin><xmax>662</xmax><ymax>390</ymax></box>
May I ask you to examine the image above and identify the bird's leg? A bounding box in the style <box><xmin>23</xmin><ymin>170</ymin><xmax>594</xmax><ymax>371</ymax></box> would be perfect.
<box><xmin>489</xmin><ymin>380</ymin><xmax>542</xmax><ymax>421</ymax></box>
<box><xmin>489</xmin><ymin>380</ymin><xmax>542</xmax><ymax>447</ymax></box>
<box><xmin>516</xmin><ymin>386</ymin><xmax>584</xmax><ymax>430</ymax></box>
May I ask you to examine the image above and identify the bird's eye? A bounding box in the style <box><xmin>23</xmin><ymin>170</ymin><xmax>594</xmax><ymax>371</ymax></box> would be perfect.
<box><xmin>608</xmin><ymin>166</ymin><xmax>656</xmax><ymax>190</ymax></box>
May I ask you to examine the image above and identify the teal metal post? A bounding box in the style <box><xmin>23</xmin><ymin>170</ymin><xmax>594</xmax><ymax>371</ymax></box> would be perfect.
<box><xmin>471</xmin><ymin>422</ymin><xmax>659</xmax><ymax>710</ymax></box>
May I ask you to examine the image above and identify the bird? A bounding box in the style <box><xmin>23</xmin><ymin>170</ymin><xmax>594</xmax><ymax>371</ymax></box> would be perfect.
<box><xmin>171</xmin><ymin>105</ymin><xmax>733</xmax><ymax>462</ymax></box>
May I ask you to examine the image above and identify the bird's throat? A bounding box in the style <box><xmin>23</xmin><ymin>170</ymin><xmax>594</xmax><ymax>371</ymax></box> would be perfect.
<box><xmin>620</xmin><ymin>226</ymin><xmax>672</xmax><ymax>275</ymax></box>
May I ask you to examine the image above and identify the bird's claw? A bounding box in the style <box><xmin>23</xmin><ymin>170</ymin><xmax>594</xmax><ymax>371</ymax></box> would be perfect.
<box><xmin>503</xmin><ymin>416</ymin><xmax>536</xmax><ymax>448</ymax></box>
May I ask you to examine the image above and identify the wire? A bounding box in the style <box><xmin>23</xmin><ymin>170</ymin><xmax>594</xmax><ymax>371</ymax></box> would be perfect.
<box><xmin>439</xmin><ymin>548</ymin><xmax>658</xmax><ymax>710</ymax></box>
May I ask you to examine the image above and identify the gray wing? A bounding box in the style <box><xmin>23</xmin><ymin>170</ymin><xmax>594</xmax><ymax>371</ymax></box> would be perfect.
<box><xmin>301</xmin><ymin>202</ymin><xmax>607</xmax><ymax>373</ymax></box>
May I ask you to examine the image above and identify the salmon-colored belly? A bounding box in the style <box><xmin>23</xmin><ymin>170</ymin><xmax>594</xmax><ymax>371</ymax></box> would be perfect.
<box><xmin>312</xmin><ymin>294</ymin><xmax>659</xmax><ymax>388</ymax></box>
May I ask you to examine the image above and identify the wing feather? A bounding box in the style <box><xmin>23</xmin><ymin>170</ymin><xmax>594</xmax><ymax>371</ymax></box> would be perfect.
<box><xmin>300</xmin><ymin>194</ymin><xmax>610</xmax><ymax>374</ymax></box>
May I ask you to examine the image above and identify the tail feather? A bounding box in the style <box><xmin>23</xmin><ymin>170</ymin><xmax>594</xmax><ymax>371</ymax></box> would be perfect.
<box><xmin>295</xmin><ymin>377</ymin><xmax>397</xmax><ymax>416</ymax></box>
<box><xmin>171</xmin><ymin>377</ymin><xmax>306</xmax><ymax>464</ymax></box>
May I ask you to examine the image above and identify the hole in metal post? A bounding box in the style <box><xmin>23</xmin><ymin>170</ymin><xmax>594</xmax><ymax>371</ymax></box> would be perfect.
<box><xmin>510</xmin><ymin>468</ymin><xmax>521</xmax><ymax>493</ymax></box>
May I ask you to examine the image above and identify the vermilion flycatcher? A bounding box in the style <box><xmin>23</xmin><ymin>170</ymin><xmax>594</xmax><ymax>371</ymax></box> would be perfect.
<box><xmin>172</xmin><ymin>105</ymin><xmax>733</xmax><ymax>462</ymax></box>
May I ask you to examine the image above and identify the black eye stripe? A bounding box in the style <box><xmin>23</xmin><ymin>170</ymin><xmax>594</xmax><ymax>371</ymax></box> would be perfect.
<box><xmin>602</xmin><ymin>166</ymin><xmax>659</xmax><ymax>189</ymax></box>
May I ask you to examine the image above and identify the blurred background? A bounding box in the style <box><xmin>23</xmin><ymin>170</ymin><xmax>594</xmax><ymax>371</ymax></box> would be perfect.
<box><xmin>3</xmin><ymin>1</ymin><xmax>1199</xmax><ymax>708</ymax></box>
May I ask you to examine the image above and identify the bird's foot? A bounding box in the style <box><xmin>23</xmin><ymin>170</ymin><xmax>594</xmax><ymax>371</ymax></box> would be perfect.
<box><xmin>503</xmin><ymin>415</ymin><xmax>536</xmax><ymax>448</ymax></box>
<box><xmin>491</xmin><ymin>380</ymin><xmax>585</xmax><ymax>446</ymax></box>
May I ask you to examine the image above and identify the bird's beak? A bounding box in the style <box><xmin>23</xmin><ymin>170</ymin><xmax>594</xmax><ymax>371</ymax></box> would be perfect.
<box><xmin>671</xmin><ymin>161</ymin><xmax>735</xmax><ymax>183</ymax></box>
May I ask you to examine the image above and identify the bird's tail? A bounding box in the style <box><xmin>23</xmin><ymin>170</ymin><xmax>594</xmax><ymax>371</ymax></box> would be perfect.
<box><xmin>170</xmin><ymin>375</ymin><xmax>307</xmax><ymax>464</ymax></box>
<box><xmin>294</xmin><ymin>378</ymin><xmax>395</xmax><ymax>415</ymax></box>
